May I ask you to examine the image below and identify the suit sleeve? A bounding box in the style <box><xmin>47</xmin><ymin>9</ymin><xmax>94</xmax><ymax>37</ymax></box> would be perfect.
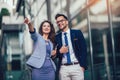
<box><xmin>77</xmin><ymin>30</ymin><xmax>87</xmax><ymax>70</ymax></box>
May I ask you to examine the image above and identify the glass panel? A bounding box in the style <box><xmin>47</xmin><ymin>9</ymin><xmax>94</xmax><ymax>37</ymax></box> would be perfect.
<box><xmin>70</xmin><ymin>0</ymin><xmax>118</xmax><ymax>80</ymax></box>
<box><xmin>4</xmin><ymin>32</ymin><xmax>22</xmax><ymax>71</ymax></box>
<box><xmin>1</xmin><ymin>30</ymin><xmax>26</xmax><ymax>80</ymax></box>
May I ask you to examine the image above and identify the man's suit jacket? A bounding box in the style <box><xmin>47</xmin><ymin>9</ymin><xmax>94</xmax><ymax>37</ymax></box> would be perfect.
<box><xmin>55</xmin><ymin>29</ymin><xmax>87</xmax><ymax>71</ymax></box>
<box><xmin>26</xmin><ymin>31</ymin><xmax>56</xmax><ymax>70</ymax></box>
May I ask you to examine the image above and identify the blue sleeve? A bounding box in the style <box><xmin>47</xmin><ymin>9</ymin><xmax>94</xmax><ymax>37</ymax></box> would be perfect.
<box><xmin>30</xmin><ymin>28</ymin><xmax>38</xmax><ymax>41</ymax></box>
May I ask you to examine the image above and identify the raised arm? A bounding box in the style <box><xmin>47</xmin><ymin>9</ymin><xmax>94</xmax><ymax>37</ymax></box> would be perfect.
<box><xmin>24</xmin><ymin>18</ymin><xmax>34</xmax><ymax>32</ymax></box>
<box><xmin>24</xmin><ymin>18</ymin><xmax>38</xmax><ymax>41</ymax></box>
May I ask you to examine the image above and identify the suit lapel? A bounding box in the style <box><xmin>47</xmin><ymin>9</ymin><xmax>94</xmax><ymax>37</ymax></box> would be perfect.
<box><xmin>70</xmin><ymin>30</ymin><xmax>75</xmax><ymax>45</ymax></box>
<box><xmin>58</xmin><ymin>33</ymin><xmax>62</xmax><ymax>46</ymax></box>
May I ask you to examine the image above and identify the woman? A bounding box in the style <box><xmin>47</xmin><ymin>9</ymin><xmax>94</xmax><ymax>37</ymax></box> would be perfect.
<box><xmin>24</xmin><ymin>18</ymin><xmax>56</xmax><ymax>80</ymax></box>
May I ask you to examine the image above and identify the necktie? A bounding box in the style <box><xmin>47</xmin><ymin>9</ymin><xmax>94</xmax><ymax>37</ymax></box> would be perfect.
<box><xmin>64</xmin><ymin>32</ymin><xmax>71</xmax><ymax>64</ymax></box>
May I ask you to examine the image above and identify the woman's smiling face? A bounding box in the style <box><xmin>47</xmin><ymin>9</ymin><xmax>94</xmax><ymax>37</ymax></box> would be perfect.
<box><xmin>42</xmin><ymin>22</ymin><xmax>51</xmax><ymax>34</ymax></box>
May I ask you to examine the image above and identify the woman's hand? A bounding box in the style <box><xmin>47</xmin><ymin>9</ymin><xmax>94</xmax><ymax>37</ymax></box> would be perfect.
<box><xmin>24</xmin><ymin>18</ymin><xmax>30</xmax><ymax>24</ymax></box>
<box><xmin>24</xmin><ymin>18</ymin><xmax>34</xmax><ymax>32</ymax></box>
<box><xmin>51</xmin><ymin>49</ymin><xmax>56</xmax><ymax>56</ymax></box>
<box><xmin>51</xmin><ymin>49</ymin><xmax>57</xmax><ymax>59</ymax></box>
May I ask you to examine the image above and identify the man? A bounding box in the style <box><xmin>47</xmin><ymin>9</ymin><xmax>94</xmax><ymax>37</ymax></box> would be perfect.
<box><xmin>55</xmin><ymin>13</ymin><xmax>87</xmax><ymax>80</ymax></box>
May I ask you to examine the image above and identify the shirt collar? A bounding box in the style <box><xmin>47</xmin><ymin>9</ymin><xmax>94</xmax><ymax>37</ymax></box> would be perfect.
<box><xmin>62</xmin><ymin>29</ymin><xmax>70</xmax><ymax>34</ymax></box>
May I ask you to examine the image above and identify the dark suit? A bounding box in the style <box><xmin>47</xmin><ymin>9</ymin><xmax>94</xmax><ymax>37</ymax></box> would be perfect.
<box><xmin>55</xmin><ymin>29</ymin><xmax>87</xmax><ymax>73</ymax></box>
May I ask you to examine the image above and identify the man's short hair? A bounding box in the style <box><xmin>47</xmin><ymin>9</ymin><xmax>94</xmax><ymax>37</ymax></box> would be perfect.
<box><xmin>55</xmin><ymin>13</ymin><xmax>68</xmax><ymax>20</ymax></box>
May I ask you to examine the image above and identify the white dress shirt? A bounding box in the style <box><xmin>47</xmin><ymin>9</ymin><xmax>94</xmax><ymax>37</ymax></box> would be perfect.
<box><xmin>61</xmin><ymin>29</ymin><xmax>78</xmax><ymax>64</ymax></box>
